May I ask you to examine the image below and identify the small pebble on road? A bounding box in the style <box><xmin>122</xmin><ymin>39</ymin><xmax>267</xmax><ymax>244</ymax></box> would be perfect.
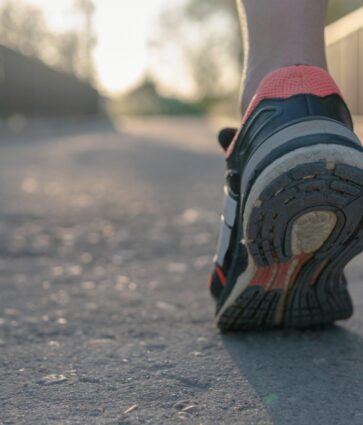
<box><xmin>37</xmin><ymin>374</ymin><xmax>68</xmax><ymax>385</ymax></box>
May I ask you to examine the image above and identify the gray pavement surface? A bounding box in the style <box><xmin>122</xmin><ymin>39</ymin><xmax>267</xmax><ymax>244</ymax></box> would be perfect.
<box><xmin>0</xmin><ymin>117</ymin><xmax>363</xmax><ymax>425</ymax></box>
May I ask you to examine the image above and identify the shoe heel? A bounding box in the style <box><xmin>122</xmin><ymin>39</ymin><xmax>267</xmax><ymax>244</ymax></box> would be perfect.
<box><xmin>243</xmin><ymin>143</ymin><xmax>363</xmax><ymax>328</ymax></box>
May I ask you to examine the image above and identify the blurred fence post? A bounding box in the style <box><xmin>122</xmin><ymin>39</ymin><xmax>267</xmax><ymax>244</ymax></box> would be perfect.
<box><xmin>326</xmin><ymin>7</ymin><xmax>363</xmax><ymax>115</ymax></box>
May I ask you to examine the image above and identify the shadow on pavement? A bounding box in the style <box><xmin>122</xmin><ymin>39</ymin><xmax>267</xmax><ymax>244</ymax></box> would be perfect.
<box><xmin>223</xmin><ymin>326</ymin><xmax>363</xmax><ymax>425</ymax></box>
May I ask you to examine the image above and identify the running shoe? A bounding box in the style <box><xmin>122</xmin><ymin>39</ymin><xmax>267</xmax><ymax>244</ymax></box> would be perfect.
<box><xmin>209</xmin><ymin>65</ymin><xmax>363</xmax><ymax>331</ymax></box>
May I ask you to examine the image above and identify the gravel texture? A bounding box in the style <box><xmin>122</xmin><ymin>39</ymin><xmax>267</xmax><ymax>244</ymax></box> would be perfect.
<box><xmin>0</xmin><ymin>118</ymin><xmax>362</xmax><ymax>425</ymax></box>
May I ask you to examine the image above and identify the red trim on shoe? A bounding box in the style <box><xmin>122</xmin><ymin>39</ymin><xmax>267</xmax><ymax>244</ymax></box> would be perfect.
<box><xmin>215</xmin><ymin>266</ymin><xmax>226</xmax><ymax>286</ymax></box>
<box><xmin>248</xmin><ymin>253</ymin><xmax>312</xmax><ymax>291</ymax></box>
<box><xmin>226</xmin><ymin>65</ymin><xmax>343</xmax><ymax>158</ymax></box>
<box><xmin>226</xmin><ymin>124</ymin><xmax>244</xmax><ymax>157</ymax></box>
<box><xmin>209</xmin><ymin>266</ymin><xmax>226</xmax><ymax>289</ymax></box>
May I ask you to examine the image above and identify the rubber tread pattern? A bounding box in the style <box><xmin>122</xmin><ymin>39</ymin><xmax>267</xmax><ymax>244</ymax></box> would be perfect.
<box><xmin>218</xmin><ymin>162</ymin><xmax>363</xmax><ymax>331</ymax></box>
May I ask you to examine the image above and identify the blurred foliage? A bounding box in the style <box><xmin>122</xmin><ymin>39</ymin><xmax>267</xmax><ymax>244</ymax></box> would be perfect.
<box><xmin>0</xmin><ymin>1</ymin><xmax>48</xmax><ymax>58</ymax></box>
<box><xmin>112</xmin><ymin>79</ymin><xmax>201</xmax><ymax>117</ymax></box>
<box><xmin>117</xmin><ymin>0</ymin><xmax>363</xmax><ymax>117</ymax></box>
<box><xmin>74</xmin><ymin>0</ymin><xmax>97</xmax><ymax>82</ymax></box>
<box><xmin>327</xmin><ymin>0</ymin><xmax>363</xmax><ymax>23</ymax></box>
<box><xmin>150</xmin><ymin>0</ymin><xmax>363</xmax><ymax>116</ymax></box>
<box><xmin>0</xmin><ymin>0</ymin><xmax>96</xmax><ymax>82</ymax></box>
<box><xmin>158</xmin><ymin>0</ymin><xmax>241</xmax><ymax>102</ymax></box>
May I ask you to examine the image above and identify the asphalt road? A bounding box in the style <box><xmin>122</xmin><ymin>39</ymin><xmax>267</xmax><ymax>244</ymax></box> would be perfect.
<box><xmin>0</xmin><ymin>117</ymin><xmax>363</xmax><ymax>425</ymax></box>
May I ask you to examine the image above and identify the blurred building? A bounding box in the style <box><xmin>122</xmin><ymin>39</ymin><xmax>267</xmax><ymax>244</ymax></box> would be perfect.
<box><xmin>0</xmin><ymin>45</ymin><xmax>100</xmax><ymax>117</ymax></box>
<box><xmin>326</xmin><ymin>6</ymin><xmax>363</xmax><ymax>115</ymax></box>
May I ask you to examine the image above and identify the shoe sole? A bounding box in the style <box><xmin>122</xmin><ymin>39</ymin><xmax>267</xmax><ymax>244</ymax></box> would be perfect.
<box><xmin>216</xmin><ymin>143</ymin><xmax>363</xmax><ymax>331</ymax></box>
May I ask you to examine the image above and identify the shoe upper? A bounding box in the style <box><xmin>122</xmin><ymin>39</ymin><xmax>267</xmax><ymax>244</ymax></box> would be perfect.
<box><xmin>209</xmin><ymin>65</ymin><xmax>355</xmax><ymax>305</ymax></box>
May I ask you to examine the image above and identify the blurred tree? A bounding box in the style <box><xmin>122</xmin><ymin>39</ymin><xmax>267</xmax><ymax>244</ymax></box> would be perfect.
<box><xmin>73</xmin><ymin>0</ymin><xmax>97</xmax><ymax>82</ymax></box>
<box><xmin>56</xmin><ymin>31</ymin><xmax>81</xmax><ymax>75</ymax></box>
<box><xmin>0</xmin><ymin>0</ymin><xmax>97</xmax><ymax>83</ymax></box>
<box><xmin>184</xmin><ymin>0</ymin><xmax>240</xmax><ymax>58</ymax></box>
<box><xmin>113</xmin><ymin>77</ymin><xmax>201</xmax><ymax>116</ymax></box>
<box><xmin>158</xmin><ymin>0</ymin><xmax>241</xmax><ymax>102</ymax></box>
<box><xmin>0</xmin><ymin>1</ymin><xmax>48</xmax><ymax>58</ymax></box>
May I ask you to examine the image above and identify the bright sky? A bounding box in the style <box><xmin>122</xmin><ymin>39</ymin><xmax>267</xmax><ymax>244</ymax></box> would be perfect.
<box><xmin>24</xmin><ymin>0</ymin><xmax>185</xmax><ymax>94</ymax></box>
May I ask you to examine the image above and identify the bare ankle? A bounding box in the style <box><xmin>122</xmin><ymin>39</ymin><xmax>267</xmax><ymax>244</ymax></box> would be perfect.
<box><xmin>238</xmin><ymin>0</ymin><xmax>329</xmax><ymax>116</ymax></box>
